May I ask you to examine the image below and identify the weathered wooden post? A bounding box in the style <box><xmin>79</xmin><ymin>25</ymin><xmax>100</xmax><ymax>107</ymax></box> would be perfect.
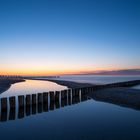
<box><xmin>49</xmin><ymin>91</ymin><xmax>55</xmax><ymax>111</ymax></box>
<box><xmin>0</xmin><ymin>98</ymin><xmax>8</xmax><ymax>122</ymax></box>
<box><xmin>43</xmin><ymin>92</ymin><xmax>48</xmax><ymax>112</ymax></box>
<box><xmin>32</xmin><ymin>94</ymin><xmax>36</xmax><ymax>105</ymax></box>
<box><xmin>26</xmin><ymin>95</ymin><xmax>31</xmax><ymax>116</ymax></box>
<box><xmin>43</xmin><ymin>92</ymin><xmax>48</xmax><ymax>103</ymax></box>
<box><xmin>18</xmin><ymin>95</ymin><xmax>24</xmax><ymax>107</ymax></box>
<box><xmin>26</xmin><ymin>95</ymin><xmax>31</xmax><ymax>106</ymax></box>
<box><xmin>18</xmin><ymin>96</ymin><xmax>25</xmax><ymax>119</ymax></box>
<box><xmin>50</xmin><ymin>91</ymin><xmax>55</xmax><ymax>102</ymax></box>
<box><xmin>63</xmin><ymin>90</ymin><xmax>67</xmax><ymax>106</ymax></box>
<box><xmin>38</xmin><ymin>93</ymin><xmax>43</xmax><ymax>104</ymax></box>
<box><xmin>38</xmin><ymin>93</ymin><xmax>43</xmax><ymax>113</ymax></box>
<box><xmin>1</xmin><ymin>98</ymin><xmax>7</xmax><ymax>111</ymax></box>
<box><xmin>68</xmin><ymin>89</ymin><xmax>71</xmax><ymax>105</ymax></box>
<box><xmin>32</xmin><ymin>94</ymin><xmax>37</xmax><ymax>114</ymax></box>
<box><xmin>72</xmin><ymin>89</ymin><xmax>75</xmax><ymax>97</ymax></box>
<box><xmin>61</xmin><ymin>90</ymin><xmax>65</xmax><ymax>100</ymax></box>
<box><xmin>9</xmin><ymin>96</ymin><xmax>16</xmax><ymax>109</ymax></box>
<box><xmin>55</xmin><ymin>91</ymin><xmax>60</xmax><ymax>102</ymax></box>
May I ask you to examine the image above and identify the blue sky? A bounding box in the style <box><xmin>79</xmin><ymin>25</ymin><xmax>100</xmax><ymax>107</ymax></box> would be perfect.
<box><xmin>0</xmin><ymin>0</ymin><xmax>140</xmax><ymax>75</ymax></box>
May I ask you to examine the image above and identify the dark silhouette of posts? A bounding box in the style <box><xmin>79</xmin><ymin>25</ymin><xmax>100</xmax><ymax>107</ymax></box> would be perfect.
<box><xmin>1</xmin><ymin>98</ymin><xmax>7</xmax><ymax>111</ymax></box>
<box><xmin>9</xmin><ymin>96</ymin><xmax>16</xmax><ymax>120</ymax></box>
<box><xmin>68</xmin><ymin>89</ymin><xmax>71</xmax><ymax>105</ymax></box>
<box><xmin>9</xmin><ymin>96</ymin><xmax>16</xmax><ymax>109</ymax></box>
<box><xmin>43</xmin><ymin>92</ymin><xmax>48</xmax><ymax>112</ymax></box>
<box><xmin>18</xmin><ymin>95</ymin><xmax>25</xmax><ymax>119</ymax></box>
<box><xmin>64</xmin><ymin>90</ymin><xmax>68</xmax><ymax>106</ymax></box>
<box><xmin>26</xmin><ymin>95</ymin><xmax>31</xmax><ymax>106</ymax></box>
<box><xmin>32</xmin><ymin>94</ymin><xmax>36</xmax><ymax>105</ymax></box>
<box><xmin>26</xmin><ymin>95</ymin><xmax>31</xmax><ymax>116</ymax></box>
<box><xmin>49</xmin><ymin>92</ymin><xmax>55</xmax><ymax>110</ymax></box>
<box><xmin>32</xmin><ymin>94</ymin><xmax>37</xmax><ymax>114</ymax></box>
<box><xmin>55</xmin><ymin>91</ymin><xmax>60</xmax><ymax>109</ymax></box>
<box><xmin>50</xmin><ymin>91</ymin><xmax>55</xmax><ymax>102</ymax></box>
<box><xmin>18</xmin><ymin>95</ymin><xmax>24</xmax><ymax>107</ymax></box>
<box><xmin>0</xmin><ymin>98</ymin><xmax>8</xmax><ymax>121</ymax></box>
<box><xmin>38</xmin><ymin>93</ymin><xmax>43</xmax><ymax>113</ymax></box>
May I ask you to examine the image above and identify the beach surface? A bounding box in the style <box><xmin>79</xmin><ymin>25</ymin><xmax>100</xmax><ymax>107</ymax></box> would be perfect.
<box><xmin>0</xmin><ymin>78</ymin><xmax>25</xmax><ymax>94</ymax></box>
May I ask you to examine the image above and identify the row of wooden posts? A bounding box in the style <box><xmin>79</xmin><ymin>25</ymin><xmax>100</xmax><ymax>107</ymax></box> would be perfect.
<box><xmin>0</xmin><ymin>88</ymin><xmax>89</xmax><ymax>122</ymax></box>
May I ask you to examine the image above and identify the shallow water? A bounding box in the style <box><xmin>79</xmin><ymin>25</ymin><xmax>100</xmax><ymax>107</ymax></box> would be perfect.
<box><xmin>0</xmin><ymin>80</ymin><xmax>67</xmax><ymax>98</ymax></box>
<box><xmin>57</xmin><ymin>75</ymin><xmax>140</xmax><ymax>84</ymax></box>
<box><xmin>1</xmin><ymin>78</ymin><xmax>140</xmax><ymax>140</ymax></box>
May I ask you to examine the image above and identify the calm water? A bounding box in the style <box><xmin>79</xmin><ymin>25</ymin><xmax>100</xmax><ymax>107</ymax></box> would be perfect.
<box><xmin>57</xmin><ymin>75</ymin><xmax>140</xmax><ymax>84</ymax></box>
<box><xmin>0</xmin><ymin>77</ymin><xmax>140</xmax><ymax>140</ymax></box>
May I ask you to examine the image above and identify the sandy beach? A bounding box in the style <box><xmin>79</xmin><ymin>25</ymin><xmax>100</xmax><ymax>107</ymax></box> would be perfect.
<box><xmin>0</xmin><ymin>78</ymin><xmax>25</xmax><ymax>94</ymax></box>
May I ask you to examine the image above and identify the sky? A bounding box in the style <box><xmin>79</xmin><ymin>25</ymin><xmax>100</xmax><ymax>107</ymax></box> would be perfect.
<box><xmin>0</xmin><ymin>0</ymin><xmax>140</xmax><ymax>75</ymax></box>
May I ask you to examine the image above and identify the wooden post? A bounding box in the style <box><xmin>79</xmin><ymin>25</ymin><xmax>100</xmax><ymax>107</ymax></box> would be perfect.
<box><xmin>25</xmin><ymin>95</ymin><xmax>31</xmax><ymax>116</ymax></box>
<box><xmin>38</xmin><ymin>93</ymin><xmax>43</xmax><ymax>104</ymax></box>
<box><xmin>55</xmin><ymin>91</ymin><xmax>60</xmax><ymax>102</ymax></box>
<box><xmin>9</xmin><ymin>96</ymin><xmax>16</xmax><ymax>109</ymax></box>
<box><xmin>43</xmin><ymin>92</ymin><xmax>48</xmax><ymax>112</ymax></box>
<box><xmin>18</xmin><ymin>95</ymin><xmax>24</xmax><ymax>107</ymax></box>
<box><xmin>1</xmin><ymin>98</ymin><xmax>7</xmax><ymax>111</ymax></box>
<box><xmin>0</xmin><ymin>98</ymin><xmax>7</xmax><ymax>122</ymax></box>
<box><xmin>61</xmin><ymin>90</ymin><xmax>65</xmax><ymax>100</ymax></box>
<box><xmin>32</xmin><ymin>94</ymin><xmax>36</xmax><ymax>105</ymax></box>
<box><xmin>26</xmin><ymin>95</ymin><xmax>31</xmax><ymax>106</ymax></box>
<box><xmin>68</xmin><ymin>89</ymin><xmax>71</xmax><ymax>105</ymax></box>
<box><xmin>43</xmin><ymin>92</ymin><xmax>48</xmax><ymax>103</ymax></box>
<box><xmin>38</xmin><ymin>93</ymin><xmax>43</xmax><ymax>113</ymax></box>
<box><xmin>50</xmin><ymin>91</ymin><xmax>55</xmax><ymax>102</ymax></box>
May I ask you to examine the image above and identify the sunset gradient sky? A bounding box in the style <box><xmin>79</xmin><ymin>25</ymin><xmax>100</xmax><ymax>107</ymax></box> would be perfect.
<box><xmin>0</xmin><ymin>0</ymin><xmax>140</xmax><ymax>75</ymax></box>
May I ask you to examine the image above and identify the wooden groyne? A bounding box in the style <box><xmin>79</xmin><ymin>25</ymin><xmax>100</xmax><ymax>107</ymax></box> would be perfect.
<box><xmin>0</xmin><ymin>89</ymin><xmax>89</xmax><ymax>122</ymax></box>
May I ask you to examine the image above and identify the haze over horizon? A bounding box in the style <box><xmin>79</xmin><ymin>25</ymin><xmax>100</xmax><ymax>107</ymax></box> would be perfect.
<box><xmin>0</xmin><ymin>0</ymin><xmax>140</xmax><ymax>76</ymax></box>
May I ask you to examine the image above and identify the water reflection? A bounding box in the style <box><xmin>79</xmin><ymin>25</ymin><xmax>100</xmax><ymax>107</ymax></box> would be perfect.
<box><xmin>0</xmin><ymin>89</ymin><xmax>89</xmax><ymax>122</ymax></box>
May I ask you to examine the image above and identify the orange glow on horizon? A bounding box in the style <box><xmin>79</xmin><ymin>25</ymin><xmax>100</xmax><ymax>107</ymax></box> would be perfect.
<box><xmin>0</xmin><ymin>66</ymin><xmax>139</xmax><ymax>76</ymax></box>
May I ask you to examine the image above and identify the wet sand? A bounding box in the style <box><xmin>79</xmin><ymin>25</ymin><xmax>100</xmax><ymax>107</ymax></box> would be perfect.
<box><xmin>25</xmin><ymin>78</ymin><xmax>94</xmax><ymax>88</ymax></box>
<box><xmin>0</xmin><ymin>78</ymin><xmax>25</xmax><ymax>94</ymax></box>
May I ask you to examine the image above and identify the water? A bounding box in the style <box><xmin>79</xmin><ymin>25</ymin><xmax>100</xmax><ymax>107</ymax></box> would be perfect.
<box><xmin>0</xmin><ymin>76</ymin><xmax>140</xmax><ymax>140</ymax></box>
<box><xmin>0</xmin><ymin>80</ymin><xmax>67</xmax><ymax>98</ymax></box>
<box><xmin>57</xmin><ymin>75</ymin><xmax>140</xmax><ymax>84</ymax></box>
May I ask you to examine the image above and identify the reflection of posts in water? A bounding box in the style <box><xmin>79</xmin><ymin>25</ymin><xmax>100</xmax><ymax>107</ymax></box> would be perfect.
<box><xmin>32</xmin><ymin>94</ymin><xmax>37</xmax><ymax>114</ymax></box>
<box><xmin>9</xmin><ymin>108</ymin><xmax>16</xmax><ymax>120</ymax></box>
<box><xmin>18</xmin><ymin>95</ymin><xmax>25</xmax><ymax>119</ymax></box>
<box><xmin>0</xmin><ymin>88</ymin><xmax>90</xmax><ymax>122</ymax></box>
<box><xmin>0</xmin><ymin>98</ymin><xmax>7</xmax><ymax>121</ymax></box>
<box><xmin>43</xmin><ymin>92</ymin><xmax>48</xmax><ymax>112</ymax></box>
<box><xmin>1</xmin><ymin>98</ymin><xmax>7</xmax><ymax>111</ymax></box>
<box><xmin>50</xmin><ymin>91</ymin><xmax>55</xmax><ymax>102</ymax></box>
<box><xmin>38</xmin><ymin>93</ymin><xmax>43</xmax><ymax>113</ymax></box>
<box><xmin>9</xmin><ymin>96</ymin><xmax>16</xmax><ymax>109</ymax></box>
<box><xmin>68</xmin><ymin>89</ymin><xmax>72</xmax><ymax>105</ymax></box>
<box><xmin>18</xmin><ymin>95</ymin><xmax>24</xmax><ymax>107</ymax></box>
<box><xmin>61</xmin><ymin>90</ymin><xmax>66</xmax><ymax>107</ymax></box>
<box><xmin>55</xmin><ymin>91</ymin><xmax>60</xmax><ymax>109</ymax></box>
<box><xmin>61</xmin><ymin>90</ymin><xmax>65</xmax><ymax>100</ymax></box>
<box><xmin>49</xmin><ymin>92</ymin><xmax>55</xmax><ymax>110</ymax></box>
<box><xmin>26</xmin><ymin>95</ymin><xmax>31</xmax><ymax>116</ymax></box>
<box><xmin>9</xmin><ymin>96</ymin><xmax>16</xmax><ymax>120</ymax></box>
<box><xmin>64</xmin><ymin>90</ymin><xmax>68</xmax><ymax>106</ymax></box>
